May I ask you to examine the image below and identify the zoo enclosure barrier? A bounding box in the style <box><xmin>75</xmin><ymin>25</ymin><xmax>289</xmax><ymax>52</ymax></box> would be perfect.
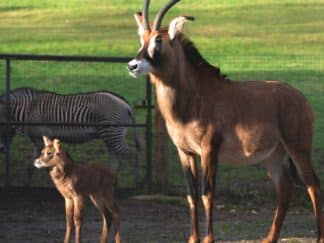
<box><xmin>0</xmin><ymin>54</ymin><xmax>323</xmax><ymax>195</ymax></box>
<box><xmin>0</xmin><ymin>54</ymin><xmax>153</xmax><ymax>190</ymax></box>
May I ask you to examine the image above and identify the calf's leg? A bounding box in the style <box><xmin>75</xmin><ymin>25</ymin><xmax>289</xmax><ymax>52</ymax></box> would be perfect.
<box><xmin>73</xmin><ymin>196</ymin><xmax>84</xmax><ymax>243</ymax></box>
<box><xmin>64</xmin><ymin>198</ymin><xmax>74</xmax><ymax>243</ymax></box>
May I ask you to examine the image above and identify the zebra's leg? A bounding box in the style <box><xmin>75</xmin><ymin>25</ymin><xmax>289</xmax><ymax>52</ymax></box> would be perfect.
<box><xmin>109</xmin><ymin>151</ymin><xmax>123</xmax><ymax>173</ymax></box>
<box><xmin>113</xmin><ymin>150</ymin><xmax>142</xmax><ymax>189</ymax></box>
<box><xmin>117</xmin><ymin>147</ymin><xmax>141</xmax><ymax>187</ymax></box>
<box><xmin>100</xmin><ymin>126</ymin><xmax>140</xmax><ymax>186</ymax></box>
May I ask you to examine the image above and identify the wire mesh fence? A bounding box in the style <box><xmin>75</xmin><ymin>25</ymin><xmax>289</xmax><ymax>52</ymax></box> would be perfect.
<box><xmin>0</xmin><ymin>55</ymin><xmax>152</xmax><ymax>190</ymax></box>
<box><xmin>1</xmin><ymin>54</ymin><xmax>323</xmax><ymax>197</ymax></box>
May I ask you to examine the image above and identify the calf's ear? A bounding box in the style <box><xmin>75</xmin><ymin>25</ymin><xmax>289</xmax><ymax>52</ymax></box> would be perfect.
<box><xmin>53</xmin><ymin>139</ymin><xmax>61</xmax><ymax>152</ymax></box>
<box><xmin>42</xmin><ymin>136</ymin><xmax>52</xmax><ymax>146</ymax></box>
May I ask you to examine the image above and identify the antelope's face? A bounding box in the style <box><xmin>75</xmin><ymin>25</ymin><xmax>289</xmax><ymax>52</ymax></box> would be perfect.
<box><xmin>128</xmin><ymin>30</ymin><xmax>167</xmax><ymax>78</ymax></box>
<box><xmin>128</xmin><ymin>0</ymin><xmax>193</xmax><ymax>78</ymax></box>
<box><xmin>34</xmin><ymin>136</ymin><xmax>62</xmax><ymax>169</ymax></box>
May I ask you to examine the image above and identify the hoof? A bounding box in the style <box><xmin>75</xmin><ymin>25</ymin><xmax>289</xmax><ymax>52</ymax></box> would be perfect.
<box><xmin>202</xmin><ymin>236</ymin><xmax>214</xmax><ymax>243</ymax></box>
<box><xmin>261</xmin><ymin>237</ymin><xmax>276</xmax><ymax>243</ymax></box>
<box><xmin>188</xmin><ymin>235</ymin><xmax>200</xmax><ymax>243</ymax></box>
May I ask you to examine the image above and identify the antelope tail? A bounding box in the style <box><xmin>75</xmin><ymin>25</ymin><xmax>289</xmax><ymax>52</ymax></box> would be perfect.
<box><xmin>286</xmin><ymin>157</ymin><xmax>304</xmax><ymax>187</ymax></box>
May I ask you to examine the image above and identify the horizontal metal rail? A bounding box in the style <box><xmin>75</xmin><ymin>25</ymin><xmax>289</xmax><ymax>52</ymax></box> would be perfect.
<box><xmin>0</xmin><ymin>53</ymin><xmax>153</xmax><ymax>190</ymax></box>
<box><xmin>0</xmin><ymin>54</ymin><xmax>132</xmax><ymax>63</ymax></box>
<box><xmin>0</xmin><ymin>121</ymin><xmax>146</xmax><ymax>128</ymax></box>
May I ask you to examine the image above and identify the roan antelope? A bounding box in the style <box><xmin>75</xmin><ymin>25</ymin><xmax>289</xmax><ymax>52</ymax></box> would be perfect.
<box><xmin>127</xmin><ymin>0</ymin><xmax>324</xmax><ymax>242</ymax></box>
<box><xmin>34</xmin><ymin>136</ymin><xmax>121</xmax><ymax>243</ymax></box>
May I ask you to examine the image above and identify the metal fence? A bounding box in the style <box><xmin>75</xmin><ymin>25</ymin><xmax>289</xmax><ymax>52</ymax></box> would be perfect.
<box><xmin>0</xmin><ymin>54</ymin><xmax>153</xmax><ymax>190</ymax></box>
<box><xmin>1</xmin><ymin>54</ymin><xmax>323</xmax><ymax>197</ymax></box>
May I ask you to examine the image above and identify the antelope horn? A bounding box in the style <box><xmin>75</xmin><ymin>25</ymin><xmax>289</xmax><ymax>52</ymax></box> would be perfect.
<box><xmin>153</xmin><ymin>0</ymin><xmax>181</xmax><ymax>30</ymax></box>
<box><xmin>143</xmin><ymin>0</ymin><xmax>151</xmax><ymax>31</ymax></box>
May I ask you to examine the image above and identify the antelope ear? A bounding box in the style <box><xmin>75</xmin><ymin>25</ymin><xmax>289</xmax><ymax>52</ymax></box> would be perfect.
<box><xmin>42</xmin><ymin>136</ymin><xmax>52</xmax><ymax>146</ymax></box>
<box><xmin>134</xmin><ymin>12</ymin><xmax>145</xmax><ymax>37</ymax></box>
<box><xmin>53</xmin><ymin>139</ymin><xmax>61</xmax><ymax>152</ymax></box>
<box><xmin>168</xmin><ymin>16</ymin><xmax>195</xmax><ymax>40</ymax></box>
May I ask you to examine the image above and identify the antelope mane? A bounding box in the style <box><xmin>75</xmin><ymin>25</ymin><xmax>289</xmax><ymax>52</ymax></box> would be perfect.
<box><xmin>176</xmin><ymin>33</ymin><xmax>228</xmax><ymax>81</ymax></box>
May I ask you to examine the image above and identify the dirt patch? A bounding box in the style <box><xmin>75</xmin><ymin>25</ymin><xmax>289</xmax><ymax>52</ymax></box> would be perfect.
<box><xmin>0</xmin><ymin>189</ymin><xmax>318</xmax><ymax>243</ymax></box>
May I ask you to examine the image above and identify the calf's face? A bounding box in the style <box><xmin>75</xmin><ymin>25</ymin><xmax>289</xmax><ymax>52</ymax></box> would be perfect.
<box><xmin>34</xmin><ymin>136</ymin><xmax>62</xmax><ymax>169</ymax></box>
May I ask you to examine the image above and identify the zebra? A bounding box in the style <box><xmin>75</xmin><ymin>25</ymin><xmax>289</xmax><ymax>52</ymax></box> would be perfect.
<box><xmin>0</xmin><ymin>87</ymin><xmax>142</xmax><ymax>185</ymax></box>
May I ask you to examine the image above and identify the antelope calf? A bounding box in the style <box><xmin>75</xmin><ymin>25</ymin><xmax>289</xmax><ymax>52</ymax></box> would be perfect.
<box><xmin>34</xmin><ymin>136</ymin><xmax>121</xmax><ymax>243</ymax></box>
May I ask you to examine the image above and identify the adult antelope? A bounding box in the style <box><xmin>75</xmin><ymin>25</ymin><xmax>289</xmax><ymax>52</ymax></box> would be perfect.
<box><xmin>128</xmin><ymin>0</ymin><xmax>324</xmax><ymax>242</ymax></box>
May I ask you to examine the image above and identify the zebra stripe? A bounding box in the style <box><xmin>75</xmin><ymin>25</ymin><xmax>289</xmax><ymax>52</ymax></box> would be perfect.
<box><xmin>2</xmin><ymin>87</ymin><xmax>135</xmax><ymax>154</ymax></box>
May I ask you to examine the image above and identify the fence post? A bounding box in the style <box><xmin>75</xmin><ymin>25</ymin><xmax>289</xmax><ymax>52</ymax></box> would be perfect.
<box><xmin>154</xmin><ymin>108</ymin><xmax>169</xmax><ymax>192</ymax></box>
<box><xmin>145</xmin><ymin>75</ymin><xmax>152</xmax><ymax>192</ymax></box>
<box><xmin>5</xmin><ymin>58</ymin><xmax>11</xmax><ymax>187</ymax></box>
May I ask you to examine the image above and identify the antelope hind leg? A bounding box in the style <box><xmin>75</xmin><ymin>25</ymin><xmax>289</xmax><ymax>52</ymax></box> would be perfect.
<box><xmin>90</xmin><ymin>195</ymin><xmax>112</xmax><ymax>243</ymax></box>
<box><xmin>262</xmin><ymin>145</ymin><xmax>293</xmax><ymax>243</ymax></box>
<box><xmin>285</xmin><ymin>144</ymin><xmax>324</xmax><ymax>242</ymax></box>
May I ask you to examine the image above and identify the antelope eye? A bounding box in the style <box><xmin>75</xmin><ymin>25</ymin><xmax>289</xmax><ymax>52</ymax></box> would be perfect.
<box><xmin>47</xmin><ymin>151</ymin><xmax>53</xmax><ymax>156</ymax></box>
<box><xmin>155</xmin><ymin>36</ymin><xmax>162</xmax><ymax>44</ymax></box>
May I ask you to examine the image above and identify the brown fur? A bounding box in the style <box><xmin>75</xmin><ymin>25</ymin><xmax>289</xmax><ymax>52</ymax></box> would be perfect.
<box><xmin>129</xmin><ymin>5</ymin><xmax>324</xmax><ymax>243</ymax></box>
<box><xmin>34</xmin><ymin>137</ymin><xmax>121</xmax><ymax>243</ymax></box>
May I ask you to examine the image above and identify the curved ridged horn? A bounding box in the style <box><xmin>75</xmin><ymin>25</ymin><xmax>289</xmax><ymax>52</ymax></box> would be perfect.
<box><xmin>153</xmin><ymin>0</ymin><xmax>180</xmax><ymax>30</ymax></box>
<box><xmin>143</xmin><ymin>0</ymin><xmax>151</xmax><ymax>31</ymax></box>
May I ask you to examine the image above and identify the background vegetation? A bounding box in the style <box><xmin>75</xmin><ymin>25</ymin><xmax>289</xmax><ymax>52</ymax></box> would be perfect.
<box><xmin>0</xmin><ymin>0</ymin><xmax>323</xmax><ymax>198</ymax></box>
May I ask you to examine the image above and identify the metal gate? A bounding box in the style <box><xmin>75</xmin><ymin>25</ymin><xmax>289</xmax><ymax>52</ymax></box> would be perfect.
<box><xmin>0</xmin><ymin>54</ymin><xmax>153</xmax><ymax>191</ymax></box>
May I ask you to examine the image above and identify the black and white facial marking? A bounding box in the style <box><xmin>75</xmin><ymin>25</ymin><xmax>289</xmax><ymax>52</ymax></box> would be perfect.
<box><xmin>34</xmin><ymin>147</ymin><xmax>55</xmax><ymax>168</ymax></box>
<box><xmin>128</xmin><ymin>34</ymin><xmax>164</xmax><ymax>78</ymax></box>
<box><xmin>34</xmin><ymin>136</ymin><xmax>60</xmax><ymax>168</ymax></box>
<box><xmin>128</xmin><ymin>13</ymin><xmax>194</xmax><ymax>78</ymax></box>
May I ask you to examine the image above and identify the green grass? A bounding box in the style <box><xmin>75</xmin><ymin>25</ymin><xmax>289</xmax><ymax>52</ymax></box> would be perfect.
<box><xmin>0</xmin><ymin>0</ymin><xmax>323</xmax><ymax>194</ymax></box>
<box><xmin>0</xmin><ymin>0</ymin><xmax>323</xmax><ymax>56</ymax></box>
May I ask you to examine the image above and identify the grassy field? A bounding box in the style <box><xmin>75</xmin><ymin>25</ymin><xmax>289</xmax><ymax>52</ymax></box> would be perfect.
<box><xmin>0</xmin><ymin>0</ymin><xmax>323</xmax><ymax>56</ymax></box>
<box><xmin>0</xmin><ymin>0</ymin><xmax>323</xmax><ymax>193</ymax></box>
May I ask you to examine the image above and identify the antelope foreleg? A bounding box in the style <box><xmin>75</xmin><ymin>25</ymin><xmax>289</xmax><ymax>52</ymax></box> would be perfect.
<box><xmin>201</xmin><ymin>145</ymin><xmax>219</xmax><ymax>243</ymax></box>
<box><xmin>73</xmin><ymin>197</ymin><xmax>84</xmax><ymax>243</ymax></box>
<box><xmin>64</xmin><ymin>198</ymin><xmax>74</xmax><ymax>243</ymax></box>
<box><xmin>178</xmin><ymin>150</ymin><xmax>200</xmax><ymax>243</ymax></box>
